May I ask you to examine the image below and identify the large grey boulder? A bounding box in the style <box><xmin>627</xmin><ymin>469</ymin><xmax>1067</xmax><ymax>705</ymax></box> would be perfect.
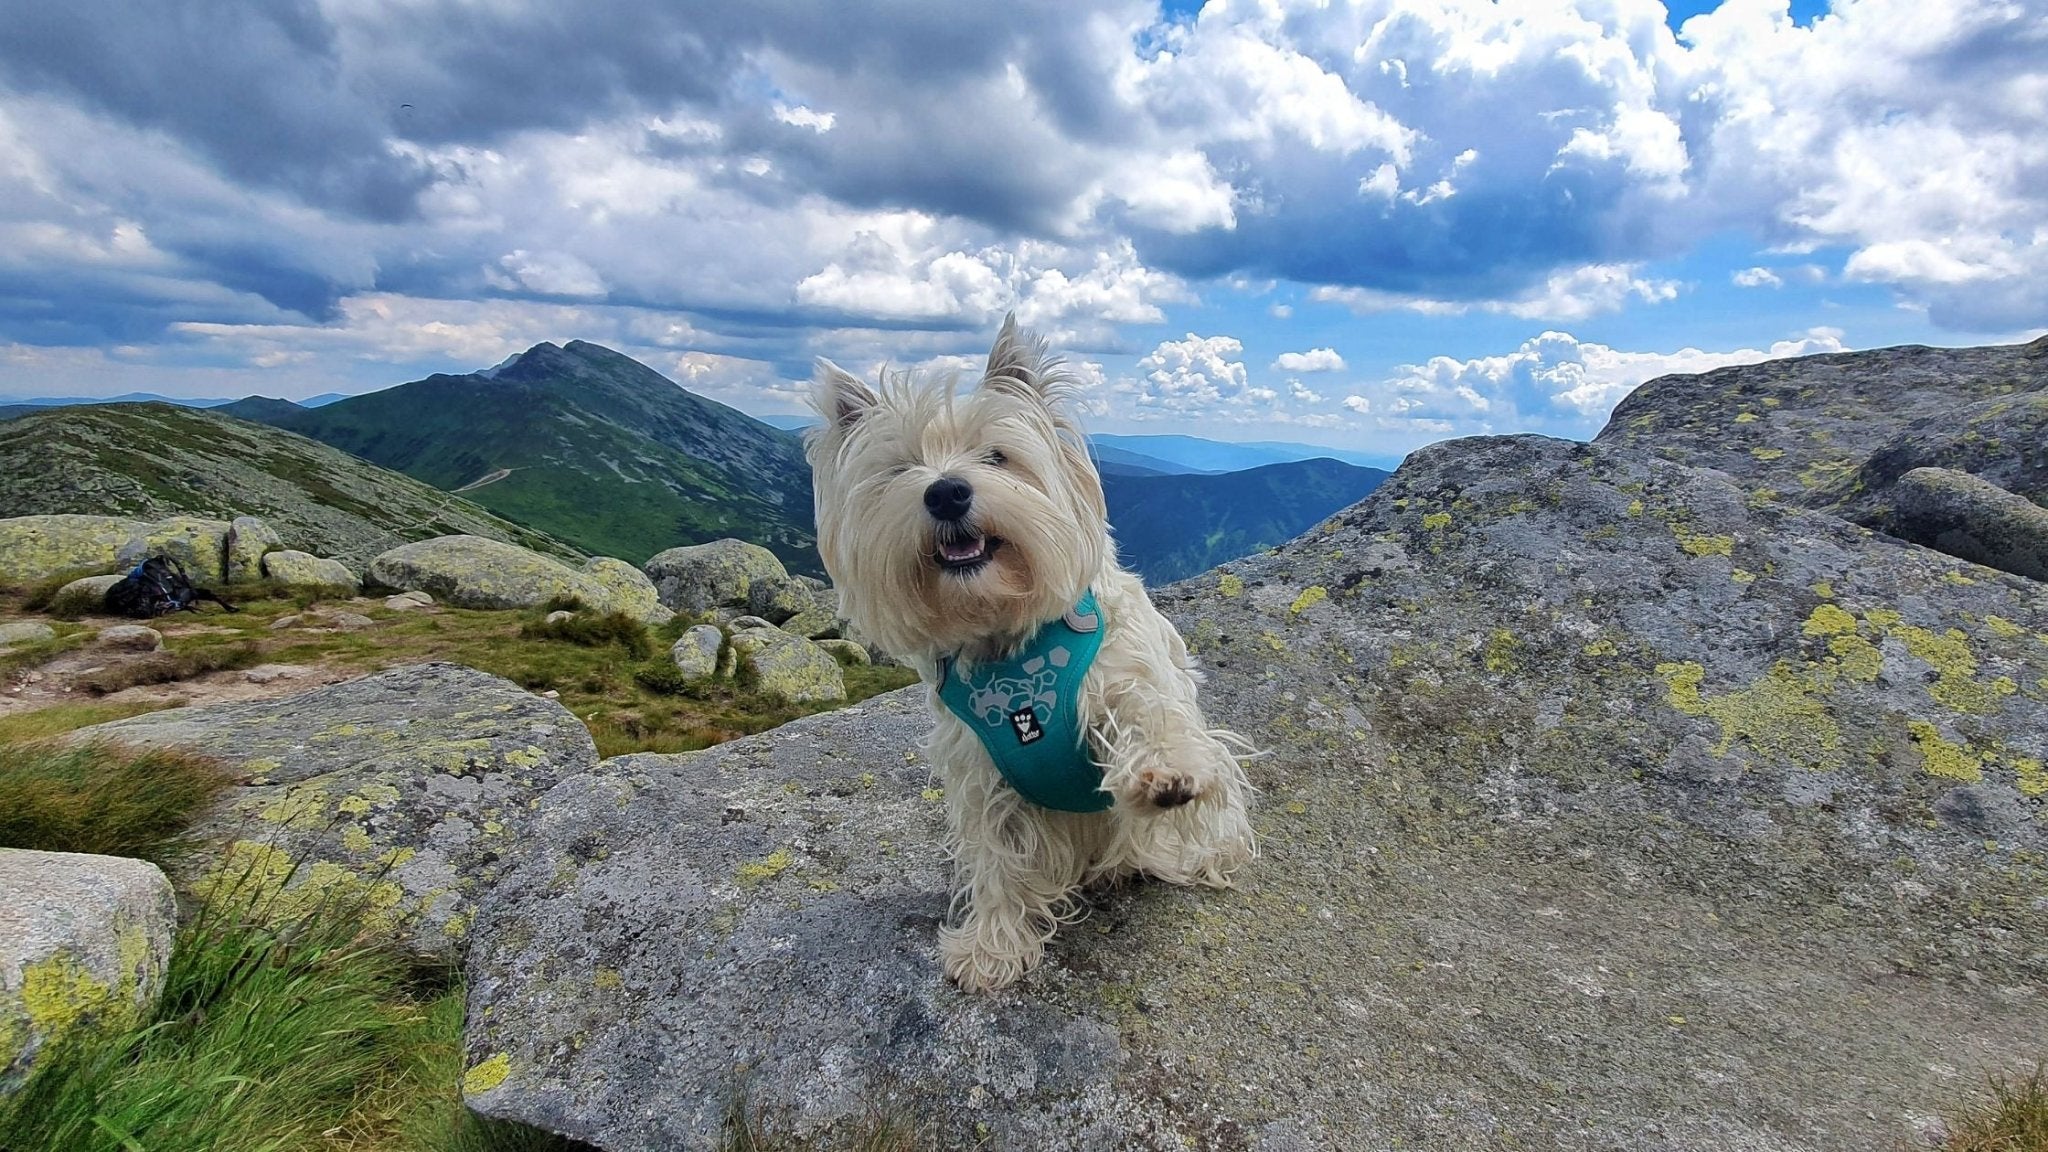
<box><xmin>114</xmin><ymin>515</ymin><xmax>234</xmax><ymax>585</ymax></box>
<box><xmin>1</xmin><ymin>849</ymin><xmax>177</xmax><ymax>1095</ymax></box>
<box><xmin>728</xmin><ymin>628</ymin><xmax>845</xmax><ymax>704</ymax></box>
<box><xmin>81</xmin><ymin>663</ymin><xmax>599</xmax><ymax>962</ymax></box>
<box><xmin>1887</xmin><ymin>466</ymin><xmax>2048</xmax><ymax>581</ymax></box>
<box><xmin>369</xmin><ymin>536</ymin><xmax>669</xmax><ymax>625</ymax></box>
<box><xmin>463</xmin><ymin>431</ymin><xmax>2046</xmax><ymax>1151</ymax></box>
<box><xmin>223</xmin><ymin>515</ymin><xmax>282</xmax><ymax>584</ymax></box>
<box><xmin>260</xmin><ymin>549</ymin><xmax>361</xmax><ymax>593</ymax></box>
<box><xmin>0</xmin><ymin>515</ymin><xmax>147</xmax><ymax>586</ymax></box>
<box><xmin>644</xmin><ymin>539</ymin><xmax>787</xmax><ymax>615</ymax></box>
<box><xmin>745</xmin><ymin>573</ymin><xmax>837</xmax><ymax>638</ymax></box>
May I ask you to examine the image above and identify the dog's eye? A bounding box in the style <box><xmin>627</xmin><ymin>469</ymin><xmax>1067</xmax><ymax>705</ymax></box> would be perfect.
<box><xmin>985</xmin><ymin>449</ymin><xmax>1008</xmax><ymax>467</ymax></box>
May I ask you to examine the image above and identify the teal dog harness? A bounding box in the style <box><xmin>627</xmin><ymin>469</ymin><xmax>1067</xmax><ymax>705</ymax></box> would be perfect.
<box><xmin>937</xmin><ymin>589</ymin><xmax>1110</xmax><ymax>813</ymax></box>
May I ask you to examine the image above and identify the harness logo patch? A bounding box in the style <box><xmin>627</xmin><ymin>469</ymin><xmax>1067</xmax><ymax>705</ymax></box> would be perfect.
<box><xmin>1009</xmin><ymin>707</ymin><xmax>1044</xmax><ymax>745</ymax></box>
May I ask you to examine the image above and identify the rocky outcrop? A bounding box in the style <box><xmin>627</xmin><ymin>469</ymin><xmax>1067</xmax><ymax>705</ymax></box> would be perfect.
<box><xmin>728</xmin><ymin>624</ymin><xmax>845</xmax><ymax>704</ymax></box>
<box><xmin>224</xmin><ymin>515</ymin><xmax>282</xmax><ymax>584</ymax></box>
<box><xmin>463</xmin><ymin>423</ymin><xmax>2045</xmax><ymax>1148</ymax></box>
<box><xmin>80</xmin><ymin>664</ymin><xmax>599</xmax><ymax>963</ymax></box>
<box><xmin>114</xmin><ymin>516</ymin><xmax>236</xmax><ymax>585</ymax></box>
<box><xmin>745</xmin><ymin>573</ymin><xmax>838</xmax><ymax>638</ymax></box>
<box><xmin>368</xmin><ymin>536</ymin><xmax>671</xmax><ymax>625</ymax></box>
<box><xmin>0</xmin><ymin>515</ymin><xmax>148</xmax><ymax>586</ymax></box>
<box><xmin>644</xmin><ymin>539</ymin><xmax>787</xmax><ymax>616</ymax></box>
<box><xmin>1</xmin><ymin>849</ymin><xmax>177</xmax><ymax>1095</ymax></box>
<box><xmin>668</xmin><ymin>625</ymin><xmax>723</xmax><ymax>682</ymax></box>
<box><xmin>259</xmin><ymin>549</ymin><xmax>360</xmax><ymax>593</ymax></box>
<box><xmin>1888</xmin><ymin>467</ymin><xmax>2048</xmax><ymax>581</ymax></box>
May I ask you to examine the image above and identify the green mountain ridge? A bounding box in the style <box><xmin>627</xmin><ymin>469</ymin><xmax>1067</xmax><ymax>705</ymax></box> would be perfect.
<box><xmin>1103</xmin><ymin>456</ymin><xmax>1390</xmax><ymax>584</ymax></box>
<box><xmin>224</xmin><ymin>341</ymin><xmax>821</xmax><ymax>573</ymax></box>
<box><xmin>0</xmin><ymin>402</ymin><xmax>582</xmax><ymax>568</ymax></box>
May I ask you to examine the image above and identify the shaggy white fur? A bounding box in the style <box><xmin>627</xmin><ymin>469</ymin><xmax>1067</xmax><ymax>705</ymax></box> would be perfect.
<box><xmin>806</xmin><ymin>314</ymin><xmax>1255</xmax><ymax>993</ymax></box>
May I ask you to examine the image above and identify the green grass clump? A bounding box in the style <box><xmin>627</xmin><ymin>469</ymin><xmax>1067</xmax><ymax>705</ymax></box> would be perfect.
<box><xmin>73</xmin><ymin>641</ymin><xmax>263</xmax><ymax>695</ymax></box>
<box><xmin>632</xmin><ymin>659</ymin><xmax>695</xmax><ymax>696</ymax></box>
<box><xmin>0</xmin><ymin>627</ymin><xmax>92</xmax><ymax>679</ymax></box>
<box><xmin>1938</xmin><ymin>1066</ymin><xmax>2048</xmax><ymax>1152</ymax></box>
<box><xmin>519</xmin><ymin>610</ymin><xmax>652</xmax><ymax>660</ymax></box>
<box><xmin>0</xmin><ymin>885</ymin><xmax>589</xmax><ymax>1152</ymax></box>
<box><xmin>0</xmin><ymin>738</ymin><xmax>234</xmax><ymax>866</ymax></box>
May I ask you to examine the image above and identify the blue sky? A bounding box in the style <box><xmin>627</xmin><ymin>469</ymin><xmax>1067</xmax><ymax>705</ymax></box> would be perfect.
<box><xmin>0</xmin><ymin>0</ymin><xmax>2040</xmax><ymax>462</ymax></box>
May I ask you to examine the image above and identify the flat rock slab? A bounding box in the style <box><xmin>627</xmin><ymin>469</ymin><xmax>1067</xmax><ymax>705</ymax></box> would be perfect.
<box><xmin>465</xmin><ymin>434</ymin><xmax>2046</xmax><ymax>1151</ymax></box>
<box><xmin>81</xmin><ymin>663</ymin><xmax>598</xmax><ymax>961</ymax></box>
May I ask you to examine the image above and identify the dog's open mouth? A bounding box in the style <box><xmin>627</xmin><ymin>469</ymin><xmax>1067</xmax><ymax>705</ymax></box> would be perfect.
<box><xmin>934</xmin><ymin>531</ymin><xmax>1003</xmax><ymax>574</ymax></box>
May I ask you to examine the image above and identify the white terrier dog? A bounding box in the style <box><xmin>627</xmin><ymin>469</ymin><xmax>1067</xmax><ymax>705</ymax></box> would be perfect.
<box><xmin>805</xmin><ymin>315</ymin><xmax>1255</xmax><ymax>993</ymax></box>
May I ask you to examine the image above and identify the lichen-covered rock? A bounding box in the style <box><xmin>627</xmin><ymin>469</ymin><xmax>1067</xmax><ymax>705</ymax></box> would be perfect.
<box><xmin>1886</xmin><ymin>466</ymin><xmax>2048</xmax><ymax>581</ymax></box>
<box><xmin>1</xmin><ymin>849</ymin><xmax>176</xmax><ymax>1095</ymax></box>
<box><xmin>260</xmin><ymin>549</ymin><xmax>359</xmax><ymax>594</ymax></box>
<box><xmin>0</xmin><ymin>514</ymin><xmax>147</xmax><ymax>586</ymax></box>
<box><xmin>578</xmin><ymin>557</ymin><xmax>673</xmax><ymax>626</ymax></box>
<box><xmin>80</xmin><ymin>664</ymin><xmax>598</xmax><ymax>963</ymax></box>
<box><xmin>728</xmin><ymin>629</ymin><xmax>845</xmax><ymax>705</ymax></box>
<box><xmin>813</xmin><ymin>638</ymin><xmax>870</xmax><ymax>667</ymax></box>
<box><xmin>370</xmin><ymin>537</ymin><xmax>666</xmax><ymax>624</ymax></box>
<box><xmin>385</xmin><ymin>590</ymin><xmax>435</xmax><ymax>611</ymax></box>
<box><xmin>115</xmin><ymin>515</ymin><xmax>234</xmax><ymax>586</ymax></box>
<box><xmin>224</xmin><ymin>516</ymin><xmax>282</xmax><ymax>584</ymax></box>
<box><xmin>47</xmin><ymin>574</ymin><xmax>124</xmax><ymax>616</ymax></box>
<box><xmin>669</xmin><ymin>625</ymin><xmax>723</xmax><ymax>682</ymax></box>
<box><xmin>465</xmin><ymin>432</ymin><xmax>2046</xmax><ymax>1151</ymax></box>
<box><xmin>0</xmin><ymin>621</ymin><xmax>55</xmax><ymax>647</ymax></box>
<box><xmin>95</xmin><ymin>625</ymin><xmax>162</xmax><ymax>651</ymax></box>
<box><xmin>745</xmin><ymin>574</ymin><xmax>835</xmax><ymax>638</ymax></box>
<box><xmin>644</xmin><ymin>539</ymin><xmax>787</xmax><ymax>615</ymax></box>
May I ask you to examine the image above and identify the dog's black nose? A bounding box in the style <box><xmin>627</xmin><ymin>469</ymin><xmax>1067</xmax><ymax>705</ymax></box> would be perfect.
<box><xmin>923</xmin><ymin>476</ymin><xmax>974</xmax><ymax>522</ymax></box>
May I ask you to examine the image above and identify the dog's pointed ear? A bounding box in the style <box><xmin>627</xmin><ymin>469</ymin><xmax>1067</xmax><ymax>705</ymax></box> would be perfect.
<box><xmin>810</xmin><ymin>359</ymin><xmax>878</xmax><ymax>432</ymax></box>
<box><xmin>981</xmin><ymin>311</ymin><xmax>1052</xmax><ymax>400</ymax></box>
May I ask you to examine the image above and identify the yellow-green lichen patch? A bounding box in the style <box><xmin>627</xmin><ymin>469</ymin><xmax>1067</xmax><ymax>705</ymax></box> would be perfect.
<box><xmin>340</xmin><ymin>824</ymin><xmax>374</xmax><ymax>854</ymax></box>
<box><xmin>1217</xmin><ymin>573</ymin><xmax>1244</xmax><ymax>598</ymax></box>
<box><xmin>1940</xmin><ymin>570</ymin><xmax>1977</xmax><ymax>586</ymax></box>
<box><xmin>20</xmin><ymin>954</ymin><xmax>121</xmax><ymax>1036</ymax></box>
<box><xmin>1809</xmin><ymin>581</ymin><xmax>1835</xmax><ymax>599</ymax></box>
<box><xmin>336</xmin><ymin>795</ymin><xmax>373</xmax><ymax>816</ymax></box>
<box><xmin>1827</xmin><ymin>634</ymin><xmax>1883</xmax><ymax>682</ymax></box>
<box><xmin>2013</xmin><ymin>756</ymin><xmax>2046</xmax><ymax>797</ymax></box>
<box><xmin>1731</xmin><ymin>569</ymin><xmax>1756</xmax><ymax>585</ymax></box>
<box><xmin>1422</xmin><ymin>512</ymin><xmax>1452</xmax><ymax>531</ymax></box>
<box><xmin>1655</xmin><ymin>660</ymin><xmax>1841</xmax><ymax>770</ymax></box>
<box><xmin>1581</xmin><ymin>639</ymin><xmax>1618</xmax><ymax>658</ymax></box>
<box><xmin>1890</xmin><ymin>624</ymin><xmax>2002</xmax><ymax>714</ymax></box>
<box><xmin>736</xmin><ymin>847</ymin><xmax>794</xmax><ymax>886</ymax></box>
<box><xmin>1907</xmin><ymin>721</ymin><xmax>1984</xmax><ymax>782</ymax></box>
<box><xmin>1983</xmin><ymin>615</ymin><xmax>2024</xmax><ymax>639</ymax></box>
<box><xmin>505</xmin><ymin>746</ymin><xmax>546</xmax><ymax>769</ymax></box>
<box><xmin>1626</xmin><ymin>499</ymin><xmax>1645</xmax><ymax>517</ymax></box>
<box><xmin>920</xmin><ymin>787</ymin><xmax>944</xmax><ymax>803</ymax></box>
<box><xmin>463</xmin><ymin>1053</ymin><xmax>512</xmax><ymax>1095</ymax></box>
<box><xmin>593</xmin><ymin>967</ymin><xmax>624</xmax><ymax>991</ymax></box>
<box><xmin>1734</xmin><ymin>412</ymin><xmax>1759</xmax><ymax>423</ymax></box>
<box><xmin>1260</xmin><ymin>631</ymin><xmax>1287</xmax><ymax>652</ymax></box>
<box><xmin>1482</xmin><ymin>629</ymin><xmax>1520</xmax><ymax>674</ymax></box>
<box><xmin>1288</xmin><ymin>586</ymin><xmax>1327</xmax><ymax>617</ymax></box>
<box><xmin>1750</xmin><ymin>447</ymin><xmax>1784</xmax><ymax>461</ymax></box>
<box><xmin>1674</xmin><ymin>529</ymin><xmax>1735</xmax><ymax>558</ymax></box>
<box><xmin>257</xmin><ymin>785</ymin><xmax>331</xmax><ymax>830</ymax></box>
<box><xmin>1801</xmin><ymin>605</ymin><xmax>1859</xmax><ymax>637</ymax></box>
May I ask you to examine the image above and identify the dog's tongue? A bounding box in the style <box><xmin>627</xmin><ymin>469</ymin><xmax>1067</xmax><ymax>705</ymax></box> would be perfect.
<box><xmin>941</xmin><ymin>537</ymin><xmax>986</xmax><ymax>563</ymax></box>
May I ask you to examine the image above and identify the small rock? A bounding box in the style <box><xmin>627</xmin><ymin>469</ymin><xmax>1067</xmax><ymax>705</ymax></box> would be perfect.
<box><xmin>729</xmin><ymin>628</ymin><xmax>845</xmax><ymax>704</ymax></box>
<box><xmin>243</xmin><ymin>664</ymin><xmax>313</xmax><ymax>685</ymax></box>
<box><xmin>1</xmin><ymin>848</ymin><xmax>177</xmax><ymax>1094</ymax></box>
<box><xmin>727</xmin><ymin>615</ymin><xmax>776</xmax><ymax>631</ymax></box>
<box><xmin>270</xmin><ymin>615</ymin><xmax>302</xmax><ymax>631</ymax></box>
<box><xmin>261</xmin><ymin>550</ymin><xmax>360</xmax><ymax>594</ymax></box>
<box><xmin>0</xmin><ymin>621</ymin><xmax>55</xmax><ymax>647</ymax></box>
<box><xmin>96</xmin><ymin>624</ymin><xmax>163</xmax><ymax>652</ymax></box>
<box><xmin>544</xmin><ymin>610</ymin><xmax>575</xmax><ymax>625</ymax></box>
<box><xmin>47</xmin><ymin>574</ymin><xmax>124</xmax><ymax>617</ymax></box>
<box><xmin>669</xmin><ymin>625</ymin><xmax>724</xmax><ymax>681</ymax></box>
<box><xmin>385</xmin><ymin>591</ymin><xmax>436</xmax><ymax>610</ymax></box>
<box><xmin>323</xmin><ymin>612</ymin><xmax>375</xmax><ymax>631</ymax></box>
<box><xmin>814</xmin><ymin>638</ymin><xmax>872</xmax><ymax>667</ymax></box>
<box><xmin>542</xmin><ymin>690</ymin><xmax>560</xmax><ymax>699</ymax></box>
<box><xmin>224</xmin><ymin>516</ymin><xmax>282</xmax><ymax>584</ymax></box>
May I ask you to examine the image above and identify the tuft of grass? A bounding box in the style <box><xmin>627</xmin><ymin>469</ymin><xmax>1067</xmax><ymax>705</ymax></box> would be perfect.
<box><xmin>0</xmin><ymin>627</ymin><xmax>92</xmax><ymax>679</ymax></box>
<box><xmin>0</xmin><ymin>698</ymin><xmax>180</xmax><ymax>743</ymax></box>
<box><xmin>540</xmin><ymin>593</ymin><xmax>588</xmax><ymax>614</ymax></box>
<box><xmin>0</xmin><ymin>844</ymin><xmax>592</xmax><ymax>1152</ymax></box>
<box><xmin>73</xmin><ymin>641</ymin><xmax>263</xmax><ymax>695</ymax></box>
<box><xmin>0</xmin><ymin>737</ymin><xmax>235</xmax><ymax>866</ymax></box>
<box><xmin>631</xmin><ymin>659</ymin><xmax>696</xmax><ymax>697</ymax></box>
<box><xmin>520</xmin><ymin>610</ymin><xmax>652</xmax><ymax>660</ymax></box>
<box><xmin>1938</xmin><ymin>1066</ymin><xmax>2048</xmax><ymax>1152</ymax></box>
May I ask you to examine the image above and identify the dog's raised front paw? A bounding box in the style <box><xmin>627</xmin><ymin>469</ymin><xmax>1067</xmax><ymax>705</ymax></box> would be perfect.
<box><xmin>939</xmin><ymin>922</ymin><xmax>1038</xmax><ymax>993</ymax></box>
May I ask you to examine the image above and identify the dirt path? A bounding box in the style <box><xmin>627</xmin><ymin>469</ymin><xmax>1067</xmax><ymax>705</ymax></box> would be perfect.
<box><xmin>454</xmin><ymin>467</ymin><xmax>513</xmax><ymax>493</ymax></box>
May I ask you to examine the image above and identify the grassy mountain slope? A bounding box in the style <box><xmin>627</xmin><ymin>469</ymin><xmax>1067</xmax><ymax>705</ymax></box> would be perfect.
<box><xmin>0</xmin><ymin>403</ymin><xmax>581</xmax><ymax>567</ymax></box>
<box><xmin>232</xmin><ymin>341</ymin><xmax>819</xmax><ymax>572</ymax></box>
<box><xmin>1104</xmin><ymin>457</ymin><xmax>1389</xmax><ymax>584</ymax></box>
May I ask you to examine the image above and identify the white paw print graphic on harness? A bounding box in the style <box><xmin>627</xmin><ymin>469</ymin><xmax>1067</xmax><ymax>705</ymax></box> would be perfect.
<box><xmin>965</xmin><ymin>645</ymin><xmax>1075</xmax><ymax>745</ymax></box>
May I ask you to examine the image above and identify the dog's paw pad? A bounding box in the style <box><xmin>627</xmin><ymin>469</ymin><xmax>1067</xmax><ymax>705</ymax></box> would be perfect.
<box><xmin>1130</xmin><ymin>769</ymin><xmax>1202</xmax><ymax>810</ymax></box>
